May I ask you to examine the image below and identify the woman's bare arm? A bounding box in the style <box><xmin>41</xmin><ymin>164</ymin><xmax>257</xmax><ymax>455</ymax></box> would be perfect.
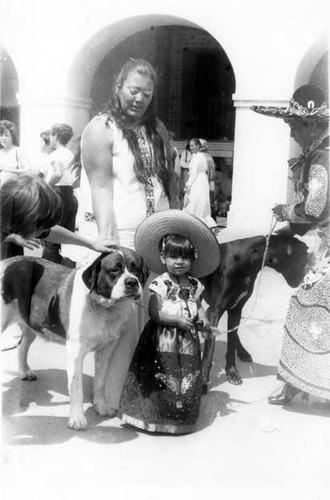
<box><xmin>81</xmin><ymin>115</ymin><xmax>116</xmax><ymax>241</ymax></box>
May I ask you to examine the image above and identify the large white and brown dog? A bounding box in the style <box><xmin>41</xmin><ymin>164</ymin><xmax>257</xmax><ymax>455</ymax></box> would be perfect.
<box><xmin>1</xmin><ymin>248</ymin><xmax>147</xmax><ymax>430</ymax></box>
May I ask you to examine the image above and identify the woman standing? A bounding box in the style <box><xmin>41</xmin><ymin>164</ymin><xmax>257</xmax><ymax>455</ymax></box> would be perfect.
<box><xmin>0</xmin><ymin>120</ymin><xmax>30</xmax><ymax>185</ymax></box>
<box><xmin>80</xmin><ymin>58</ymin><xmax>179</xmax><ymax>416</ymax></box>
<box><xmin>253</xmin><ymin>84</ymin><xmax>330</xmax><ymax>405</ymax></box>
<box><xmin>183</xmin><ymin>137</ymin><xmax>216</xmax><ymax>228</ymax></box>
<box><xmin>81</xmin><ymin>58</ymin><xmax>179</xmax><ymax>250</ymax></box>
<box><xmin>0</xmin><ymin>120</ymin><xmax>31</xmax><ymax>257</ymax></box>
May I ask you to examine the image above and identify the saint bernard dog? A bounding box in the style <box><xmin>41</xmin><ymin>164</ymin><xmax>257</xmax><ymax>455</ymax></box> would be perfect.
<box><xmin>1</xmin><ymin>248</ymin><xmax>148</xmax><ymax>430</ymax></box>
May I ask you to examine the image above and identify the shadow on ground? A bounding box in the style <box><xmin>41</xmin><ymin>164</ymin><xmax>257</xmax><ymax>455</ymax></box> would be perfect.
<box><xmin>205</xmin><ymin>339</ymin><xmax>278</xmax><ymax>390</ymax></box>
<box><xmin>2</xmin><ymin>369</ymin><xmax>139</xmax><ymax>446</ymax></box>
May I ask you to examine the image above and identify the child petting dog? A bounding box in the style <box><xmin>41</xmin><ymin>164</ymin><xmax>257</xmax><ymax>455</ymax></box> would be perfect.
<box><xmin>118</xmin><ymin>210</ymin><xmax>220</xmax><ymax>434</ymax></box>
<box><xmin>0</xmin><ymin>172</ymin><xmax>116</xmax><ymax>260</ymax></box>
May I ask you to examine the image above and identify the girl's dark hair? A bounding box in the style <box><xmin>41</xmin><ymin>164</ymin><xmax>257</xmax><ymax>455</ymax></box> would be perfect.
<box><xmin>190</xmin><ymin>138</ymin><xmax>201</xmax><ymax>148</ymax></box>
<box><xmin>0</xmin><ymin>173</ymin><xmax>62</xmax><ymax>237</ymax></box>
<box><xmin>0</xmin><ymin>120</ymin><xmax>18</xmax><ymax>145</ymax></box>
<box><xmin>159</xmin><ymin>234</ymin><xmax>195</xmax><ymax>262</ymax></box>
<box><xmin>104</xmin><ymin>58</ymin><xmax>170</xmax><ymax>199</ymax></box>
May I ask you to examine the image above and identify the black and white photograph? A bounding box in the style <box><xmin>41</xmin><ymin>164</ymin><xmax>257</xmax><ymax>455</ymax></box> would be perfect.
<box><xmin>1</xmin><ymin>0</ymin><xmax>329</xmax><ymax>499</ymax></box>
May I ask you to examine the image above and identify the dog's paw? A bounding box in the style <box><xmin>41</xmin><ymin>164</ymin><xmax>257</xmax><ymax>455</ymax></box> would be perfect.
<box><xmin>94</xmin><ymin>399</ymin><xmax>118</xmax><ymax>418</ymax></box>
<box><xmin>226</xmin><ymin>366</ymin><xmax>243</xmax><ymax>385</ymax></box>
<box><xmin>68</xmin><ymin>414</ymin><xmax>88</xmax><ymax>431</ymax></box>
<box><xmin>94</xmin><ymin>399</ymin><xmax>109</xmax><ymax>416</ymax></box>
<box><xmin>20</xmin><ymin>370</ymin><xmax>37</xmax><ymax>381</ymax></box>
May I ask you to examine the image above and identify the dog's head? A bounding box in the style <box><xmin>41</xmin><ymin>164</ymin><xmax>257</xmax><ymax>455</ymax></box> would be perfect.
<box><xmin>266</xmin><ymin>234</ymin><xmax>309</xmax><ymax>287</ymax></box>
<box><xmin>82</xmin><ymin>247</ymin><xmax>149</xmax><ymax>307</ymax></box>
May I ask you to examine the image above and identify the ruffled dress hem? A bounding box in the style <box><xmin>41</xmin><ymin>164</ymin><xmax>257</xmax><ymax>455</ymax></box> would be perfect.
<box><xmin>119</xmin><ymin>413</ymin><xmax>195</xmax><ymax>434</ymax></box>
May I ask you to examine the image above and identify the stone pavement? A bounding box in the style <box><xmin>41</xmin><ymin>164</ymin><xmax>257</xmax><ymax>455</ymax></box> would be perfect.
<box><xmin>1</xmin><ymin>231</ymin><xmax>330</xmax><ymax>500</ymax></box>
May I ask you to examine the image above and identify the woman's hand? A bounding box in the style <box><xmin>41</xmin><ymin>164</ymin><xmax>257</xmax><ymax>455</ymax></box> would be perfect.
<box><xmin>5</xmin><ymin>234</ymin><xmax>41</xmax><ymax>250</ymax></box>
<box><xmin>90</xmin><ymin>236</ymin><xmax>117</xmax><ymax>253</ymax></box>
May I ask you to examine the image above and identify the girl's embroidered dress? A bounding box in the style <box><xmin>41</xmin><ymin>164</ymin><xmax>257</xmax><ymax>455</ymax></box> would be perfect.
<box><xmin>118</xmin><ymin>272</ymin><xmax>204</xmax><ymax>434</ymax></box>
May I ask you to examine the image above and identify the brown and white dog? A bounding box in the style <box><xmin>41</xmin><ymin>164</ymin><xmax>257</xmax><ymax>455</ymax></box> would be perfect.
<box><xmin>1</xmin><ymin>248</ymin><xmax>148</xmax><ymax>430</ymax></box>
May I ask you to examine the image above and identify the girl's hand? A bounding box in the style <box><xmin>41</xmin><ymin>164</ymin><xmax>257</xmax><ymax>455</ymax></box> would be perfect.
<box><xmin>201</xmin><ymin>323</ymin><xmax>214</xmax><ymax>340</ymax></box>
<box><xmin>176</xmin><ymin>316</ymin><xmax>194</xmax><ymax>332</ymax></box>
<box><xmin>90</xmin><ymin>236</ymin><xmax>117</xmax><ymax>253</ymax></box>
<box><xmin>272</xmin><ymin>204</ymin><xmax>287</xmax><ymax>222</ymax></box>
<box><xmin>5</xmin><ymin>234</ymin><xmax>41</xmax><ymax>250</ymax></box>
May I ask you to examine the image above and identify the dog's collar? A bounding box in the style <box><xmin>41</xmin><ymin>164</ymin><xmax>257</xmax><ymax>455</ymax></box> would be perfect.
<box><xmin>89</xmin><ymin>291</ymin><xmax>117</xmax><ymax>309</ymax></box>
<box><xmin>89</xmin><ymin>290</ymin><xmax>140</xmax><ymax>308</ymax></box>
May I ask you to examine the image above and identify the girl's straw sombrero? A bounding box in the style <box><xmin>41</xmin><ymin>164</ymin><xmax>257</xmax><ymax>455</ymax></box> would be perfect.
<box><xmin>134</xmin><ymin>210</ymin><xmax>220</xmax><ymax>277</ymax></box>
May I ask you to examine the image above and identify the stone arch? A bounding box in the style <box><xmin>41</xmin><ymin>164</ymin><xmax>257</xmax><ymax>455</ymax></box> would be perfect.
<box><xmin>294</xmin><ymin>31</ymin><xmax>328</xmax><ymax>96</ymax></box>
<box><xmin>67</xmin><ymin>14</ymin><xmax>236</xmax><ymax>138</ymax></box>
<box><xmin>67</xmin><ymin>14</ymin><xmax>236</xmax><ymax>221</ymax></box>
<box><xmin>0</xmin><ymin>44</ymin><xmax>19</xmax><ymax>128</ymax></box>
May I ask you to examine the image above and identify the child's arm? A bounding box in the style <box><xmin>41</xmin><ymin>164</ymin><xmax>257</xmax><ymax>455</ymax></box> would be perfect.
<box><xmin>45</xmin><ymin>226</ymin><xmax>116</xmax><ymax>252</ymax></box>
<box><xmin>148</xmin><ymin>292</ymin><xmax>194</xmax><ymax>332</ymax></box>
<box><xmin>4</xmin><ymin>227</ymin><xmax>116</xmax><ymax>254</ymax></box>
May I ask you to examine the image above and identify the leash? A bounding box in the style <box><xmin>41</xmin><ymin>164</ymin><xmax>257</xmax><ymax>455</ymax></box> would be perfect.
<box><xmin>211</xmin><ymin>215</ymin><xmax>278</xmax><ymax>337</ymax></box>
<box><xmin>1</xmin><ymin>335</ymin><xmax>23</xmax><ymax>352</ymax></box>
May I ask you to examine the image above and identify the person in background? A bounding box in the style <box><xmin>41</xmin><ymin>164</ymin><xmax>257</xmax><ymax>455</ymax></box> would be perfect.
<box><xmin>0</xmin><ymin>120</ymin><xmax>30</xmax><ymax>185</ymax></box>
<box><xmin>183</xmin><ymin>137</ymin><xmax>216</xmax><ymax>228</ymax></box>
<box><xmin>252</xmin><ymin>84</ymin><xmax>330</xmax><ymax>405</ymax></box>
<box><xmin>80</xmin><ymin>58</ymin><xmax>179</xmax><ymax>417</ymax></box>
<box><xmin>35</xmin><ymin>129</ymin><xmax>52</xmax><ymax>175</ymax></box>
<box><xmin>168</xmin><ymin>130</ymin><xmax>181</xmax><ymax>181</ymax></box>
<box><xmin>179</xmin><ymin>141</ymin><xmax>191</xmax><ymax>208</ymax></box>
<box><xmin>0</xmin><ymin>173</ymin><xmax>115</xmax><ymax>260</ymax></box>
<box><xmin>42</xmin><ymin>123</ymin><xmax>78</xmax><ymax>266</ymax></box>
<box><xmin>199</xmin><ymin>138</ymin><xmax>216</xmax><ymax>219</ymax></box>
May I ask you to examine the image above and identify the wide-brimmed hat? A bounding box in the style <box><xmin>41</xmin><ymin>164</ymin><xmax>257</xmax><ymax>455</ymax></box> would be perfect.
<box><xmin>134</xmin><ymin>210</ymin><xmax>220</xmax><ymax>277</ymax></box>
<box><xmin>251</xmin><ymin>85</ymin><xmax>329</xmax><ymax>121</ymax></box>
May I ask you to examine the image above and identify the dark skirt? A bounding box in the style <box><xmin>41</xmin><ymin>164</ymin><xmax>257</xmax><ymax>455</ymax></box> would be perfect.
<box><xmin>118</xmin><ymin>320</ymin><xmax>202</xmax><ymax>434</ymax></box>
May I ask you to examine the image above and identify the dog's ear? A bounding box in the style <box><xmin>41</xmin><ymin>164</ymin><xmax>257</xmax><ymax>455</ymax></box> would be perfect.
<box><xmin>121</xmin><ymin>246</ymin><xmax>150</xmax><ymax>287</ymax></box>
<box><xmin>82</xmin><ymin>255</ymin><xmax>103</xmax><ymax>292</ymax></box>
<box><xmin>138</xmin><ymin>256</ymin><xmax>150</xmax><ymax>287</ymax></box>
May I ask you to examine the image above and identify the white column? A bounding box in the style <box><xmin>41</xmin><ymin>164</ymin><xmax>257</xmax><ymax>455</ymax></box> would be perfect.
<box><xmin>225</xmin><ymin>96</ymin><xmax>292</xmax><ymax>235</ymax></box>
<box><xmin>16</xmin><ymin>93</ymin><xmax>92</xmax><ymax>166</ymax></box>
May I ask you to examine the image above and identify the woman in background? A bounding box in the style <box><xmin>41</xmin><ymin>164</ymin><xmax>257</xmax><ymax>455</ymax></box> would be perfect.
<box><xmin>183</xmin><ymin>137</ymin><xmax>216</xmax><ymax>228</ymax></box>
<box><xmin>0</xmin><ymin>120</ymin><xmax>30</xmax><ymax>185</ymax></box>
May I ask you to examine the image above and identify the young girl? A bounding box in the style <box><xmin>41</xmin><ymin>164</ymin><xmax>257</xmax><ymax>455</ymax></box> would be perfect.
<box><xmin>118</xmin><ymin>209</ymin><xmax>220</xmax><ymax>434</ymax></box>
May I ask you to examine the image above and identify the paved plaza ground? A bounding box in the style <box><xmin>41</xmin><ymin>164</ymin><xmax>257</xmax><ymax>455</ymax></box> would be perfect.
<box><xmin>1</xmin><ymin>230</ymin><xmax>330</xmax><ymax>500</ymax></box>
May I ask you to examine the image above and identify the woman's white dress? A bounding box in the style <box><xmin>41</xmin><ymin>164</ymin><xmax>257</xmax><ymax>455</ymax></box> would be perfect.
<box><xmin>77</xmin><ymin>121</ymin><xmax>169</xmax><ymax>254</ymax></box>
<box><xmin>183</xmin><ymin>151</ymin><xmax>216</xmax><ymax>228</ymax></box>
